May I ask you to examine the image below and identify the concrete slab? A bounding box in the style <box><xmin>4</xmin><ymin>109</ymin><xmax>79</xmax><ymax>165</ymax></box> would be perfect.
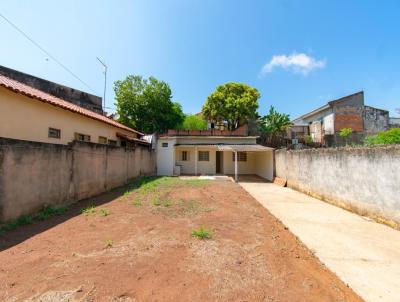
<box><xmin>239</xmin><ymin>181</ymin><xmax>400</xmax><ymax>302</ymax></box>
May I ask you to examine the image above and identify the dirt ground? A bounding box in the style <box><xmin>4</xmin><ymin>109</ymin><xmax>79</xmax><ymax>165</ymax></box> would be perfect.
<box><xmin>0</xmin><ymin>177</ymin><xmax>362</xmax><ymax>302</ymax></box>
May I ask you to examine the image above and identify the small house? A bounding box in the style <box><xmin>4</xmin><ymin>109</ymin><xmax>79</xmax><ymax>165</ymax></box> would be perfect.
<box><xmin>156</xmin><ymin>126</ymin><xmax>274</xmax><ymax>181</ymax></box>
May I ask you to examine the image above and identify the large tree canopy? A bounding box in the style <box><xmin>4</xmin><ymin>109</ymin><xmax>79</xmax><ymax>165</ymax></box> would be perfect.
<box><xmin>202</xmin><ymin>83</ymin><xmax>260</xmax><ymax>130</ymax></box>
<box><xmin>114</xmin><ymin>75</ymin><xmax>184</xmax><ymax>133</ymax></box>
<box><xmin>178</xmin><ymin>113</ymin><xmax>208</xmax><ymax>130</ymax></box>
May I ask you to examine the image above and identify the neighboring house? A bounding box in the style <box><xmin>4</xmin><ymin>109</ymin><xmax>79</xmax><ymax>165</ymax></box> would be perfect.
<box><xmin>0</xmin><ymin>67</ymin><xmax>148</xmax><ymax>147</ymax></box>
<box><xmin>389</xmin><ymin>117</ymin><xmax>400</xmax><ymax>128</ymax></box>
<box><xmin>289</xmin><ymin>91</ymin><xmax>393</xmax><ymax>146</ymax></box>
<box><xmin>156</xmin><ymin>126</ymin><xmax>274</xmax><ymax>181</ymax></box>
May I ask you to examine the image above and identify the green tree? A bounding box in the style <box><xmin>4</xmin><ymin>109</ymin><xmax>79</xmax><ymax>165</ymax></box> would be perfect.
<box><xmin>339</xmin><ymin>127</ymin><xmax>353</xmax><ymax>145</ymax></box>
<box><xmin>114</xmin><ymin>75</ymin><xmax>184</xmax><ymax>133</ymax></box>
<box><xmin>202</xmin><ymin>83</ymin><xmax>260</xmax><ymax>130</ymax></box>
<box><xmin>259</xmin><ymin>106</ymin><xmax>292</xmax><ymax>147</ymax></box>
<box><xmin>178</xmin><ymin>114</ymin><xmax>208</xmax><ymax>130</ymax></box>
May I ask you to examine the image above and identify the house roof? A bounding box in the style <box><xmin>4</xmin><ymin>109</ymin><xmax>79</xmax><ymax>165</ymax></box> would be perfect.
<box><xmin>0</xmin><ymin>74</ymin><xmax>144</xmax><ymax>136</ymax></box>
<box><xmin>116</xmin><ymin>132</ymin><xmax>150</xmax><ymax>145</ymax></box>
<box><xmin>175</xmin><ymin>143</ymin><xmax>273</xmax><ymax>151</ymax></box>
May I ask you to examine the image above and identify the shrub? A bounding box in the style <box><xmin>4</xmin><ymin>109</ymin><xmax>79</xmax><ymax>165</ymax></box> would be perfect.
<box><xmin>364</xmin><ymin>128</ymin><xmax>400</xmax><ymax>145</ymax></box>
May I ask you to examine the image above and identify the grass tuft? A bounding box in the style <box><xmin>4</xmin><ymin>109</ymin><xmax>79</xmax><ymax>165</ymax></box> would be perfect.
<box><xmin>82</xmin><ymin>205</ymin><xmax>97</xmax><ymax>215</ymax></box>
<box><xmin>131</xmin><ymin>198</ymin><xmax>142</xmax><ymax>206</ymax></box>
<box><xmin>99</xmin><ymin>208</ymin><xmax>110</xmax><ymax>216</ymax></box>
<box><xmin>191</xmin><ymin>225</ymin><xmax>213</xmax><ymax>240</ymax></box>
<box><xmin>162</xmin><ymin>200</ymin><xmax>173</xmax><ymax>207</ymax></box>
<box><xmin>105</xmin><ymin>239</ymin><xmax>113</xmax><ymax>248</ymax></box>
<box><xmin>151</xmin><ymin>197</ymin><xmax>161</xmax><ymax>206</ymax></box>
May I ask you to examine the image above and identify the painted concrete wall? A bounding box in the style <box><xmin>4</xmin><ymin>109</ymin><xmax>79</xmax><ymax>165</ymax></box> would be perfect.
<box><xmin>0</xmin><ymin>88</ymin><xmax>137</xmax><ymax>146</ymax></box>
<box><xmin>254</xmin><ymin>151</ymin><xmax>274</xmax><ymax>181</ymax></box>
<box><xmin>275</xmin><ymin>146</ymin><xmax>400</xmax><ymax>223</ymax></box>
<box><xmin>0</xmin><ymin>138</ymin><xmax>156</xmax><ymax>222</ymax></box>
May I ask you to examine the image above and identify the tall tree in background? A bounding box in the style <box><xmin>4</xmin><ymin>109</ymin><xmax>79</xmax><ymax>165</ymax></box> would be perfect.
<box><xmin>202</xmin><ymin>83</ymin><xmax>260</xmax><ymax>130</ymax></box>
<box><xmin>114</xmin><ymin>75</ymin><xmax>184</xmax><ymax>133</ymax></box>
<box><xmin>259</xmin><ymin>106</ymin><xmax>292</xmax><ymax>147</ymax></box>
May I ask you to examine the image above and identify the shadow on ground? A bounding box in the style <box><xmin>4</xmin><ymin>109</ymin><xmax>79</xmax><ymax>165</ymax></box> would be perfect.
<box><xmin>0</xmin><ymin>176</ymin><xmax>162</xmax><ymax>251</ymax></box>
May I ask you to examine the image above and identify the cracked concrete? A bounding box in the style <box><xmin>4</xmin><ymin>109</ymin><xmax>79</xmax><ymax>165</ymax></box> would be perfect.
<box><xmin>239</xmin><ymin>181</ymin><xmax>400</xmax><ymax>302</ymax></box>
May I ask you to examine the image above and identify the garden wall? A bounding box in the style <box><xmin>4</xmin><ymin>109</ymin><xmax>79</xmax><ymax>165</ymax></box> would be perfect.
<box><xmin>0</xmin><ymin>138</ymin><xmax>156</xmax><ymax>222</ymax></box>
<box><xmin>275</xmin><ymin>145</ymin><xmax>400</xmax><ymax>224</ymax></box>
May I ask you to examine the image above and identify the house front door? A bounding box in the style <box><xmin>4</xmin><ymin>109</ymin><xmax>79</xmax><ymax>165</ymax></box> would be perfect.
<box><xmin>216</xmin><ymin>151</ymin><xmax>223</xmax><ymax>174</ymax></box>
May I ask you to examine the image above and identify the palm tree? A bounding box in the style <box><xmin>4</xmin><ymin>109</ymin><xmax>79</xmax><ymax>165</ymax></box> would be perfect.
<box><xmin>259</xmin><ymin>106</ymin><xmax>292</xmax><ymax>147</ymax></box>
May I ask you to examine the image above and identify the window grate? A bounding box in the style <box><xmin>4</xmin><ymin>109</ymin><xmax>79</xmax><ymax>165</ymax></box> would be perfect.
<box><xmin>198</xmin><ymin>151</ymin><xmax>209</xmax><ymax>161</ymax></box>
<box><xmin>232</xmin><ymin>152</ymin><xmax>247</xmax><ymax>162</ymax></box>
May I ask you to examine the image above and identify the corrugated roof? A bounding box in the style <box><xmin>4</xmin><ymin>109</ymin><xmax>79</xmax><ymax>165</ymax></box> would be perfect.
<box><xmin>0</xmin><ymin>74</ymin><xmax>144</xmax><ymax>136</ymax></box>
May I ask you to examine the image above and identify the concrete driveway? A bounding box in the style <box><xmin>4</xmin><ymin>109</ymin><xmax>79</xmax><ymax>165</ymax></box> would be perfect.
<box><xmin>239</xmin><ymin>181</ymin><xmax>400</xmax><ymax>302</ymax></box>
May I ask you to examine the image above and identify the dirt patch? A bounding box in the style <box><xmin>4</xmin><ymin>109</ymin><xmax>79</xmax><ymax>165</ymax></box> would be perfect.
<box><xmin>0</xmin><ymin>177</ymin><xmax>362</xmax><ymax>301</ymax></box>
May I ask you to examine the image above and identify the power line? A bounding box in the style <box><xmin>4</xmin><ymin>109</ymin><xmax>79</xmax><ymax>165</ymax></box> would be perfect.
<box><xmin>0</xmin><ymin>12</ymin><xmax>97</xmax><ymax>94</ymax></box>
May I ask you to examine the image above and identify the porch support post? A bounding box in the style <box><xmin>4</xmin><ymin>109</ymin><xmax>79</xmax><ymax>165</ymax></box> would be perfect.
<box><xmin>194</xmin><ymin>146</ymin><xmax>198</xmax><ymax>176</ymax></box>
<box><xmin>234</xmin><ymin>151</ymin><xmax>238</xmax><ymax>182</ymax></box>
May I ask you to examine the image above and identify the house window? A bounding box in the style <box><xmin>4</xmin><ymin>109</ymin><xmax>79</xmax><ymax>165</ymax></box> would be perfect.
<box><xmin>181</xmin><ymin>151</ymin><xmax>188</xmax><ymax>161</ymax></box>
<box><xmin>198</xmin><ymin>151</ymin><xmax>209</xmax><ymax>161</ymax></box>
<box><xmin>108</xmin><ymin>140</ymin><xmax>117</xmax><ymax>146</ymax></box>
<box><xmin>162</xmin><ymin>142</ymin><xmax>168</xmax><ymax>147</ymax></box>
<box><xmin>98</xmin><ymin>136</ymin><xmax>107</xmax><ymax>144</ymax></box>
<box><xmin>232</xmin><ymin>152</ymin><xmax>247</xmax><ymax>162</ymax></box>
<box><xmin>75</xmin><ymin>133</ymin><xmax>90</xmax><ymax>142</ymax></box>
<box><xmin>48</xmin><ymin>127</ymin><xmax>61</xmax><ymax>139</ymax></box>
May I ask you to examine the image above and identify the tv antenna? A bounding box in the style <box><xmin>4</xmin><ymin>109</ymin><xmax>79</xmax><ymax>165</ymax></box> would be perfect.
<box><xmin>96</xmin><ymin>57</ymin><xmax>107</xmax><ymax>113</ymax></box>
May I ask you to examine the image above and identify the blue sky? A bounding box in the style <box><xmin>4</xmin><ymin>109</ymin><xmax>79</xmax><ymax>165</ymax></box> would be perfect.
<box><xmin>1</xmin><ymin>0</ymin><xmax>399</xmax><ymax>118</ymax></box>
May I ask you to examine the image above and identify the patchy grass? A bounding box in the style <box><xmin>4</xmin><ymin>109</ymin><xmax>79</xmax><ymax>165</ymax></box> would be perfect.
<box><xmin>38</xmin><ymin>206</ymin><xmax>68</xmax><ymax>220</ymax></box>
<box><xmin>0</xmin><ymin>215</ymin><xmax>33</xmax><ymax>236</ymax></box>
<box><xmin>99</xmin><ymin>208</ymin><xmax>110</xmax><ymax>216</ymax></box>
<box><xmin>191</xmin><ymin>225</ymin><xmax>213</xmax><ymax>240</ymax></box>
<box><xmin>123</xmin><ymin>176</ymin><xmax>209</xmax><ymax>197</ymax></box>
<box><xmin>82</xmin><ymin>205</ymin><xmax>97</xmax><ymax>215</ymax></box>
<box><xmin>153</xmin><ymin>199</ymin><xmax>212</xmax><ymax>218</ymax></box>
<box><xmin>1</xmin><ymin>205</ymin><xmax>70</xmax><ymax>236</ymax></box>
<box><xmin>131</xmin><ymin>198</ymin><xmax>142</xmax><ymax>206</ymax></box>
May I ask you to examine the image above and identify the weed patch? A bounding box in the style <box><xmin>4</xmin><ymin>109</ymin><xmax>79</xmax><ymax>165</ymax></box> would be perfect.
<box><xmin>38</xmin><ymin>206</ymin><xmax>68</xmax><ymax>220</ymax></box>
<box><xmin>191</xmin><ymin>225</ymin><xmax>213</xmax><ymax>239</ymax></box>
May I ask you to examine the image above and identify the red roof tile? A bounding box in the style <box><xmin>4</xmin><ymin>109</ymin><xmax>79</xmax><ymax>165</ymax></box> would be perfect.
<box><xmin>0</xmin><ymin>74</ymin><xmax>144</xmax><ymax>136</ymax></box>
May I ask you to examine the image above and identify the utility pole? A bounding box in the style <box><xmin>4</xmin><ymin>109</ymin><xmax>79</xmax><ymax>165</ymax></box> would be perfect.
<box><xmin>96</xmin><ymin>57</ymin><xmax>107</xmax><ymax>114</ymax></box>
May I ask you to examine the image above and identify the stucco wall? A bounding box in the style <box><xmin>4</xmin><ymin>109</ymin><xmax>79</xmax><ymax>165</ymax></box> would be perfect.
<box><xmin>0</xmin><ymin>138</ymin><xmax>156</xmax><ymax>222</ymax></box>
<box><xmin>0</xmin><ymin>88</ymin><xmax>137</xmax><ymax>145</ymax></box>
<box><xmin>275</xmin><ymin>146</ymin><xmax>400</xmax><ymax>223</ymax></box>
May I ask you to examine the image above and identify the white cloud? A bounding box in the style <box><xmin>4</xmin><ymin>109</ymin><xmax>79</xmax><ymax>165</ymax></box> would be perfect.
<box><xmin>260</xmin><ymin>53</ymin><xmax>326</xmax><ymax>76</ymax></box>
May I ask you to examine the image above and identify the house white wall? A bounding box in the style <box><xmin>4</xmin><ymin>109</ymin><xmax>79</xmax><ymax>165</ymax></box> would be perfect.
<box><xmin>254</xmin><ymin>151</ymin><xmax>274</xmax><ymax>180</ymax></box>
<box><xmin>156</xmin><ymin>138</ymin><xmax>176</xmax><ymax>176</ymax></box>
